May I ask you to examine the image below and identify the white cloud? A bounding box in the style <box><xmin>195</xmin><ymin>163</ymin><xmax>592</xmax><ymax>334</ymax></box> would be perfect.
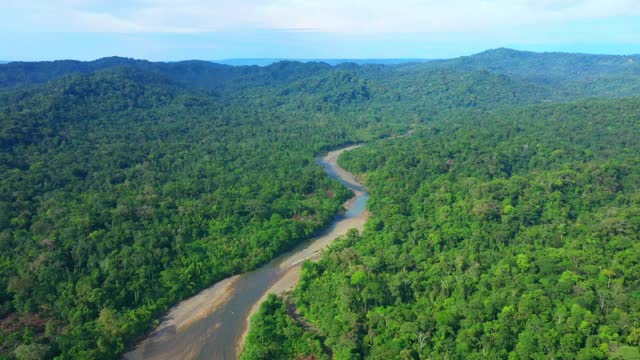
<box><xmin>255</xmin><ymin>0</ymin><xmax>640</xmax><ymax>33</ymax></box>
<box><xmin>2</xmin><ymin>0</ymin><xmax>640</xmax><ymax>33</ymax></box>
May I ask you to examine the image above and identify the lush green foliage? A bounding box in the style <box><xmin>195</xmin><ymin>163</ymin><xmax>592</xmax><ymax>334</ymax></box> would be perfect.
<box><xmin>382</xmin><ymin>48</ymin><xmax>640</xmax><ymax>99</ymax></box>
<box><xmin>239</xmin><ymin>294</ymin><xmax>327</xmax><ymax>360</ymax></box>
<box><xmin>0</xmin><ymin>65</ymin><xmax>401</xmax><ymax>358</ymax></box>
<box><xmin>426</xmin><ymin>48</ymin><xmax>640</xmax><ymax>84</ymax></box>
<box><xmin>4</xmin><ymin>48</ymin><xmax>640</xmax><ymax>101</ymax></box>
<box><xmin>285</xmin><ymin>98</ymin><xmax>640</xmax><ymax>359</ymax></box>
<box><xmin>2</xmin><ymin>49</ymin><xmax>640</xmax><ymax>359</ymax></box>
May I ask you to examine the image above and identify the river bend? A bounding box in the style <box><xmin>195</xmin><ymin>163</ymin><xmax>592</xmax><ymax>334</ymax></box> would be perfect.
<box><xmin>124</xmin><ymin>145</ymin><xmax>369</xmax><ymax>360</ymax></box>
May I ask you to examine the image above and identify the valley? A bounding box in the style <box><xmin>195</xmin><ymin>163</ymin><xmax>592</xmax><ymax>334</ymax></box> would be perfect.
<box><xmin>0</xmin><ymin>49</ymin><xmax>639</xmax><ymax>359</ymax></box>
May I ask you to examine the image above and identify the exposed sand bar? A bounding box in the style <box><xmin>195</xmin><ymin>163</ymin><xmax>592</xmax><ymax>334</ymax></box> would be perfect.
<box><xmin>124</xmin><ymin>145</ymin><xmax>369</xmax><ymax>360</ymax></box>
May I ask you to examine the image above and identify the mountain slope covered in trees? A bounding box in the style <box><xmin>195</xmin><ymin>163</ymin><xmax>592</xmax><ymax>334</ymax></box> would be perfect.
<box><xmin>1</xmin><ymin>49</ymin><xmax>639</xmax><ymax>359</ymax></box>
<box><xmin>0</xmin><ymin>66</ymin><xmax>395</xmax><ymax>358</ymax></box>
<box><xmin>368</xmin><ymin>48</ymin><xmax>640</xmax><ymax>99</ymax></box>
<box><xmin>243</xmin><ymin>97</ymin><xmax>640</xmax><ymax>360</ymax></box>
<box><xmin>428</xmin><ymin>48</ymin><xmax>640</xmax><ymax>83</ymax></box>
<box><xmin>3</xmin><ymin>48</ymin><xmax>640</xmax><ymax>99</ymax></box>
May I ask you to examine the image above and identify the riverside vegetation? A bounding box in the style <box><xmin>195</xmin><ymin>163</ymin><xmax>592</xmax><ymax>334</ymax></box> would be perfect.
<box><xmin>0</xmin><ymin>49</ymin><xmax>639</xmax><ymax>359</ymax></box>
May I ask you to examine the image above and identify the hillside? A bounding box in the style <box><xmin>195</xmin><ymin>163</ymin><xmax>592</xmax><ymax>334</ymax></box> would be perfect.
<box><xmin>0</xmin><ymin>50</ymin><xmax>639</xmax><ymax>359</ymax></box>
<box><xmin>0</xmin><ymin>58</ymin><xmax>333</xmax><ymax>93</ymax></box>
<box><xmin>243</xmin><ymin>97</ymin><xmax>640</xmax><ymax>360</ymax></box>
<box><xmin>0</xmin><ymin>66</ymin><xmax>383</xmax><ymax>358</ymax></box>
<box><xmin>4</xmin><ymin>49</ymin><xmax>640</xmax><ymax>100</ymax></box>
<box><xmin>382</xmin><ymin>48</ymin><xmax>640</xmax><ymax>99</ymax></box>
<box><xmin>427</xmin><ymin>48</ymin><xmax>640</xmax><ymax>83</ymax></box>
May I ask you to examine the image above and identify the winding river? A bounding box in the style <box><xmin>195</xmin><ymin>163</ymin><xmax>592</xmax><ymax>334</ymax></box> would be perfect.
<box><xmin>124</xmin><ymin>145</ymin><xmax>369</xmax><ymax>360</ymax></box>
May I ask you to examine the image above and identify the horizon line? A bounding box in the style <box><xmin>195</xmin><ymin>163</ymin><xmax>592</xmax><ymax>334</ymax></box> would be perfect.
<box><xmin>2</xmin><ymin>47</ymin><xmax>640</xmax><ymax>64</ymax></box>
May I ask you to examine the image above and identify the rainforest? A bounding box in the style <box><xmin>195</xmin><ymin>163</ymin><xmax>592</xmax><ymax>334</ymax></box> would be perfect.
<box><xmin>1</xmin><ymin>48</ymin><xmax>639</xmax><ymax>359</ymax></box>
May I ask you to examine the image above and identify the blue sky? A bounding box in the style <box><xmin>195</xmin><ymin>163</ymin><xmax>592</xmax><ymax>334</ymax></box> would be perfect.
<box><xmin>1</xmin><ymin>0</ymin><xmax>639</xmax><ymax>61</ymax></box>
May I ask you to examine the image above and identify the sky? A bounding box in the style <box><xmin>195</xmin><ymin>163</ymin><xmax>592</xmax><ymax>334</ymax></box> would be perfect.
<box><xmin>1</xmin><ymin>0</ymin><xmax>640</xmax><ymax>61</ymax></box>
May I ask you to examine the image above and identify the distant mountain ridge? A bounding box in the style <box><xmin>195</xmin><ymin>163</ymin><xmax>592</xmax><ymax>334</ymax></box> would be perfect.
<box><xmin>424</xmin><ymin>47</ymin><xmax>640</xmax><ymax>84</ymax></box>
<box><xmin>214</xmin><ymin>58</ymin><xmax>434</xmax><ymax>66</ymax></box>
<box><xmin>1</xmin><ymin>48</ymin><xmax>639</xmax><ymax>99</ymax></box>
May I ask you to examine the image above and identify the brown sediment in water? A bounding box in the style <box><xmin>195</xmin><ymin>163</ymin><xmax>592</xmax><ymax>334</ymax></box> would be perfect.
<box><xmin>236</xmin><ymin>145</ymin><xmax>369</xmax><ymax>357</ymax></box>
<box><xmin>124</xmin><ymin>276</ymin><xmax>241</xmax><ymax>360</ymax></box>
<box><xmin>124</xmin><ymin>145</ymin><xmax>368</xmax><ymax>360</ymax></box>
<box><xmin>236</xmin><ymin>199</ymin><xmax>369</xmax><ymax>357</ymax></box>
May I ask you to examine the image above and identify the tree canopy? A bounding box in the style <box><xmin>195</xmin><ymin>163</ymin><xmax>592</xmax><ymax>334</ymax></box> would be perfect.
<box><xmin>1</xmin><ymin>49</ymin><xmax>640</xmax><ymax>359</ymax></box>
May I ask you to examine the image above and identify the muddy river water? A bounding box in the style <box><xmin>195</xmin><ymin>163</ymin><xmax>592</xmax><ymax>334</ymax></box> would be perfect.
<box><xmin>124</xmin><ymin>145</ymin><xmax>369</xmax><ymax>360</ymax></box>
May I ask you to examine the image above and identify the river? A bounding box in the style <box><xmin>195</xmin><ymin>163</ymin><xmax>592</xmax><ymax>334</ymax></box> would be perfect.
<box><xmin>124</xmin><ymin>144</ymin><xmax>369</xmax><ymax>360</ymax></box>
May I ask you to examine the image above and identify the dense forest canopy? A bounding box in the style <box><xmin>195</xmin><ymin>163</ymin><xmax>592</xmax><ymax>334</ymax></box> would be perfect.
<box><xmin>2</xmin><ymin>48</ymin><xmax>640</xmax><ymax>98</ymax></box>
<box><xmin>427</xmin><ymin>48</ymin><xmax>640</xmax><ymax>83</ymax></box>
<box><xmin>243</xmin><ymin>98</ymin><xmax>640</xmax><ymax>359</ymax></box>
<box><xmin>1</xmin><ymin>48</ymin><xmax>639</xmax><ymax>359</ymax></box>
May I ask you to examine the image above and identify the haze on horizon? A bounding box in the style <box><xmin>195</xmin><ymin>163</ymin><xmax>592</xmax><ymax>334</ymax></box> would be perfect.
<box><xmin>1</xmin><ymin>0</ymin><xmax>639</xmax><ymax>61</ymax></box>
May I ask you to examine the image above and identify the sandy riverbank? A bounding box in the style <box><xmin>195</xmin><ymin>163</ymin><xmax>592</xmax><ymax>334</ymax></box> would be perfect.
<box><xmin>124</xmin><ymin>276</ymin><xmax>242</xmax><ymax>360</ymax></box>
<box><xmin>125</xmin><ymin>145</ymin><xmax>369</xmax><ymax>360</ymax></box>
<box><xmin>235</xmin><ymin>145</ymin><xmax>369</xmax><ymax>357</ymax></box>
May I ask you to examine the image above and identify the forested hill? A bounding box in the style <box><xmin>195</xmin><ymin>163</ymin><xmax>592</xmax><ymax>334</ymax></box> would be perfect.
<box><xmin>0</xmin><ymin>57</ymin><xmax>562</xmax><ymax>119</ymax></box>
<box><xmin>377</xmin><ymin>48</ymin><xmax>640</xmax><ymax>99</ymax></box>
<box><xmin>0</xmin><ymin>64</ymin><xmax>402</xmax><ymax>358</ymax></box>
<box><xmin>0</xmin><ymin>57</ymin><xmax>153</xmax><ymax>89</ymax></box>
<box><xmin>3</xmin><ymin>48</ymin><xmax>640</xmax><ymax>98</ymax></box>
<box><xmin>425</xmin><ymin>48</ymin><xmax>640</xmax><ymax>83</ymax></box>
<box><xmin>242</xmin><ymin>97</ymin><xmax>640</xmax><ymax>360</ymax></box>
<box><xmin>216</xmin><ymin>58</ymin><xmax>433</xmax><ymax>66</ymax></box>
<box><xmin>0</xmin><ymin>58</ymin><xmax>334</xmax><ymax>92</ymax></box>
<box><xmin>1</xmin><ymin>50</ymin><xmax>640</xmax><ymax>359</ymax></box>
